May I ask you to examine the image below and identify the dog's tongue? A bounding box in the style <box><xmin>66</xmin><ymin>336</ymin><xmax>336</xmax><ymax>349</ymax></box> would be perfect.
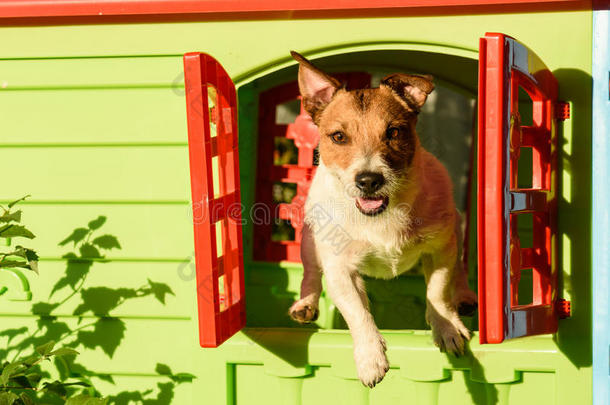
<box><xmin>357</xmin><ymin>197</ymin><xmax>384</xmax><ymax>211</ymax></box>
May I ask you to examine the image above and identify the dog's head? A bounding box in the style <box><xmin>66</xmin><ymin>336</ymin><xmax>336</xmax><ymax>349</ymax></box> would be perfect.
<box><xmin>292</xmin><ymin>51</ymin><xmax>434</xmax><ymax>216</ymax></box>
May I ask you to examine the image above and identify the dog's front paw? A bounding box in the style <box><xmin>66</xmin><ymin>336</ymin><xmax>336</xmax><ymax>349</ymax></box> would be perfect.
<box><xmin>431</xmin><ymin>317</ymin><xmax>471</xmax><ymax>356</ymax></box>
<box><xmin>354</xmin><ymin>335</ymin><xmax>389</xmax><ymax>388</ymax></box>
<box><xmin>289</xmin><ymin>300</ymin><xmax>319</xmax><ymax>324</ymax></box>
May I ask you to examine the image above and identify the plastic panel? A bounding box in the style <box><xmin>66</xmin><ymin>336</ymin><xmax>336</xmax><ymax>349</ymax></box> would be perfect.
<box><xmin>477</xmin><ymin>33</ymin><xmax>559</xmax><ymax>344</ymax></box>
<box><xmin>183</xmin><ymin>52</ymin><xmax>246</xmax><ymax>347</ymax></box>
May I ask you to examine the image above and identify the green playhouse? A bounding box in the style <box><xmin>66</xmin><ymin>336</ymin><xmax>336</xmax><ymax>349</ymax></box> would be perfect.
<box><xmin>0</xmin><ymin>1</ymin><xmax>601</xmax><ymax>404</ymax></box>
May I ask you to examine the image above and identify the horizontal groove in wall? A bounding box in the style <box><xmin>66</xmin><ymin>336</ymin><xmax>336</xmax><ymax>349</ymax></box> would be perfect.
<box><xmin>0</xmin><ymin>200</ymin><xmax>190</xmax><ymax>205</ymax></box>
<box><xmin>0</xmin><ymin>54</ymin><xmax>182</xmax><ymax>61</ymax></box>
<box><xmin>82</xmin><ymin>372</ymin><xmax>178</xmax><ymax>378</ymax></box>
<box><xmin>0</xmin><ymin>84</ymin><xmax>181</xmax><ymax>91</ymax></box>
<box><xmin>0</xmin><ymin>143</ymin><xmax>188</xmax><ymax>148</ymax></box>
<box><xmin>38</xmin><ymin>257</ymin><xmax>192</xmax><ymax>263</ymax></box>
<box><xmin>0</xmin><ymin>313</ymin><xmax>191</xmax><ymax>320</ymax></box>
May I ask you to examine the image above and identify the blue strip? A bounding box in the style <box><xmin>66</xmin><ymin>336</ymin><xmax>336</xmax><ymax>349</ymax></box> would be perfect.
<box><xmin>593</xmin><ymin>9</ymin><xmax>610</xmax><ymax>405</ymax></box>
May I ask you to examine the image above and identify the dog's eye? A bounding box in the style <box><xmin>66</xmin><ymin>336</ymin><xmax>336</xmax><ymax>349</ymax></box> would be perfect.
<box><xmin>386</xmin><ymin>127</ymin><xmax>400</xmax><ymax>140</ymax></box>
<box><xmin>330</xmin><ymin>131</ymin><xmax>347</xmax><ymax>144</ymax></box>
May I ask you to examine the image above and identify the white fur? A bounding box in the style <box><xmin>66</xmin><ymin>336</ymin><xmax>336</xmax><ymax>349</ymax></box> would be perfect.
<box><xmin>305</xmin><ymin>162</ymin><xmax>415</xmax><ymax>255</ymax></box>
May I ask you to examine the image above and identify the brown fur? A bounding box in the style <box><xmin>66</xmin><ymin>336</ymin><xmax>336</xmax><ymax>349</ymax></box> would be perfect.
<box><xmin>316</xmin><ymin>86</ymin><xmax>419</xmax><ymax>172</ymax></box>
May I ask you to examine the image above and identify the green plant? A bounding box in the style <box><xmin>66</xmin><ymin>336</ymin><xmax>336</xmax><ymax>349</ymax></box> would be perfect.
<box><xmin>0</xmin><ymin>340</ymin><xmax>105</xmax><ymax>405</ymax></box>
<box><xmin>0</xmin><ymin>196</ymin><xmax>38</xmax><ymax>275</ymax></box>
<box><xmin>1</xmin><ymin>208</ymin><xmax>194</xmax><ymax>404</ymax></box>
<box><xmin>0</xmin><ymin>198</ymin><xmax>106</xmax><ymax>404</ymax></box>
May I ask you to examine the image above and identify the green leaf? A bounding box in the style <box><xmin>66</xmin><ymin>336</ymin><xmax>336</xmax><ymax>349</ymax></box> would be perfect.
<box><xmin>0</xmin><ymin>392</ymin><xmax>19</xmax><ymax>405</ymax></box>
<box><xmin>7</xmin><ymin>195</ymin><xmax>30</xmax><ymax>209</ymax></box>
<box><xmin>59</xmin><ymin>228</ymin><xmax>90</xmax><ymax>246</ymax></box>
<box><xmin>20</xmin><ymin>355</ymin><xmax>39</xmax><ymax>368</ymax></box>
<box><xmin>0</xmin><ymin>260</ymin><xmax>30</xmax><ymax>269</ymax></box>
<box><xmin>0</xmin><ymin>210</ymin><xmax>21</xmax><ymax>223</ymax></box>
<box><xmin>0</xmin><ymin>225</ymin><xmax>35</xmax><ymax>239</ymax></box>
<box><xmin>87</xmin><ymin>216</ymin><xmax>107</xmax><ymax>231</ymax></box>
<box><xmin>35</xmin><ymin>340</ymin><xmax>56</xmax><ymax>357</ymax></box>
<box><xmin>42</xmin><ymin>380</ymin><xmax>67</xmax><ymax>397</ymax></box>
<box><xmin>64</xmin><ymin>381</ymin><xmax>91</xmax><ymax>387</ymax></box>
<box><xmin>1</xmin><ymin>361</ymin><xmax>24</xmax><ymax>386</ymax></box>
<box><xmin>79</xmin><ymin>243</ymin><xmax>102</xmax><ymax>259</ymax></box>
<box><xmin>19</xmin><ymin>393</ymin><xmax>34</xmax><ymax>405</ymax></box>
<box><xmin>28</xmin><ymin>261</ymin><xmax>38</xmax><ymax>274</ymax></box>
<box><xmin>49</xmin><ymin>347</ymin><xmax>79</xmax><ymax>357</ymax></box>
<box><xmin>0</xmin><ymin>361</ymin><xmax>23</xmax><ymax>386</ymax></box>
<box><xmin>2</xmin><ymin>247</ymin><xmax>39</xmax><ymax>273</ymax></box>
<box><xmin>56</xmin><ymin>357</ymin><xmax>114</xmax><ymax>385</ymax></box>
<box><xmin>9</xmin><ymin>375</ymin><xmax>33</xmax><ymax>389</ymax></box>
<box><xmin>65</xmin><ymin>394</ymin><xmax>108</xmax><ymax>405</ymax></box>
<box><xmin>24</xmin><ymin>372</ymin><xmax>41</xmax><ymax>388</ymax></box>
<box><xmin>22</xmin><ymin>248</ymin><xmax>38</xmax><ymax>263</ymax></box>
<box><xmin>91</xmin><ymin>235</ymin><xmax>121</xmax><ymax>250</ymax></box>
<box><xmin>147</xmin><ymin>279</ymin><xmax>174</xmax><ymax>305</ymax></box>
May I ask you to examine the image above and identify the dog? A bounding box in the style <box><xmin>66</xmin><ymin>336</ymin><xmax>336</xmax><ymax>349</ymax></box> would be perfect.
<box><xmin>287</xmin><ymin>51</ymin><xmax>478</xmax><ymax>388</ymax></box>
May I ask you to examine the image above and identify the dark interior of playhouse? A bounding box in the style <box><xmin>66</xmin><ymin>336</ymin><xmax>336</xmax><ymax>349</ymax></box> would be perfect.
<box><xmin>229</xmin><ymin>49</ymin><xmax>536</xmax><ymax>333</ymax></box>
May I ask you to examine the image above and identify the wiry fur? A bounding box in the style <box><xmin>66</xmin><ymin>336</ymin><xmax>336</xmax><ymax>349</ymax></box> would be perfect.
<box><xmin>288</xmin><ymin>52</ymin><xmax>477</xmax><ymax>388</ymax></box>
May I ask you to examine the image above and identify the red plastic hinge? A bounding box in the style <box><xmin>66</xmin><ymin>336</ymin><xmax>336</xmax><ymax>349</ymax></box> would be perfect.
<box><xmin>555</xmin><ymin>101</ymin><xmax>570</xmax><ymax>120</ymax></box>
<box><xmin>556</xmin><ymin>299</ymin><xmax>571</xmax><ymax>319</ymax></box>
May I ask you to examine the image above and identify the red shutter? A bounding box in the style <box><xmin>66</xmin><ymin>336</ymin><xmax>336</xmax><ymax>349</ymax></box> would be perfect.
<box><xmin>183</xmin><ymin>53</ymin><xmax>246</xmax><ymax>347</ymax></box>
<box><xmin>477</xmin><ymin>33</ymin><xmax>567</xmax><ymax>344</ymax></box>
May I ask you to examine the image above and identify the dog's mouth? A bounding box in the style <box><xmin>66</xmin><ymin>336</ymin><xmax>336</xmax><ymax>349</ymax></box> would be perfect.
<box><xmin>355</xmin><ymin>196</ymin><xmax>389</xmax><ymax>216</ymax></box>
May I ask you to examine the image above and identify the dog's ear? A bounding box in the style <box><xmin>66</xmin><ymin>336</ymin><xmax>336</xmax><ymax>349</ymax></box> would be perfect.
<box><xmin>380</xmin><ymin>73</ymin><xmax>434</xmax><ymax>112</ymax></box>
<box><xmin>291</xmin><ymin>51</ymin><xmax>341</xmax><ymax>119</ymax></box>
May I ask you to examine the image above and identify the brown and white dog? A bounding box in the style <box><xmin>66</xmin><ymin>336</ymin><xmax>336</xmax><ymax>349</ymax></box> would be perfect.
<box><xmin>287</xmin><ymin>52</ymin><xmax>478</xmax><ymax>388</ymax></box>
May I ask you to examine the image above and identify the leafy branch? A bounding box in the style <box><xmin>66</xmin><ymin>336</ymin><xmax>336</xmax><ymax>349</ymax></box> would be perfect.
<box><xmin>2</xmin><ymin>215</ymin><xmax>187</xmax><ymax>404</ymax></box>
<box><xmin>0</xmin><ymin>340</ymin><xmax>106</xmax><ymax>405</ymax></box>
<box><xmin>0</xmin><ymin>196</ymin><xmax>38</xmax><ymax>274</ymax></box>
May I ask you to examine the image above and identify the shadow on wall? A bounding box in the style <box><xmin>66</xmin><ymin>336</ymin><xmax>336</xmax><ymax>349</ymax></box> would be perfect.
<box><xmin>0</xmin><ymin>216</ymin><xmax>195</xmax><ymax>404</ymax></box>
<box><xmin>552</xmin><ymin>68</ymin><xmax>593</xmax><ymax>369</ymax></box>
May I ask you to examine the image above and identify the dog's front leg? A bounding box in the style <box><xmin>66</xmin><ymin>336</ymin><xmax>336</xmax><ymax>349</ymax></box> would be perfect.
<box><xmin>290</xmin><ymin>223</ymin><xmax>323</xmax><ymax>323</ymax></box>
<box><xmin>422</xmin><ymin>239</ymin><xmax>472</xmax><ymax>356</ymax></box>
<box><xmin>322</xmin><ymin>249</ymin><xmax>389</xmax><ymax>388</ymax></box>
<box><xmin>451</xmin><ymin>210</ymin><xmax>478</xmax><ymax>316</ymax></box>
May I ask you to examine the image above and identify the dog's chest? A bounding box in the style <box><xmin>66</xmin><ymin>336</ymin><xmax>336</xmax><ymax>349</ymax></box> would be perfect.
<box><xmin>358</xmin><ymin>244</ymin><xmax>424</xmax><ymax>279</ymax></box>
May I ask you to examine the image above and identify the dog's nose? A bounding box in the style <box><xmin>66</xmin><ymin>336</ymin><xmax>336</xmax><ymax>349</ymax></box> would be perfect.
<box><xmin>355</xmin><ymin>171</ymin><xmax>385</xmax><ymax>194</ymax></box>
